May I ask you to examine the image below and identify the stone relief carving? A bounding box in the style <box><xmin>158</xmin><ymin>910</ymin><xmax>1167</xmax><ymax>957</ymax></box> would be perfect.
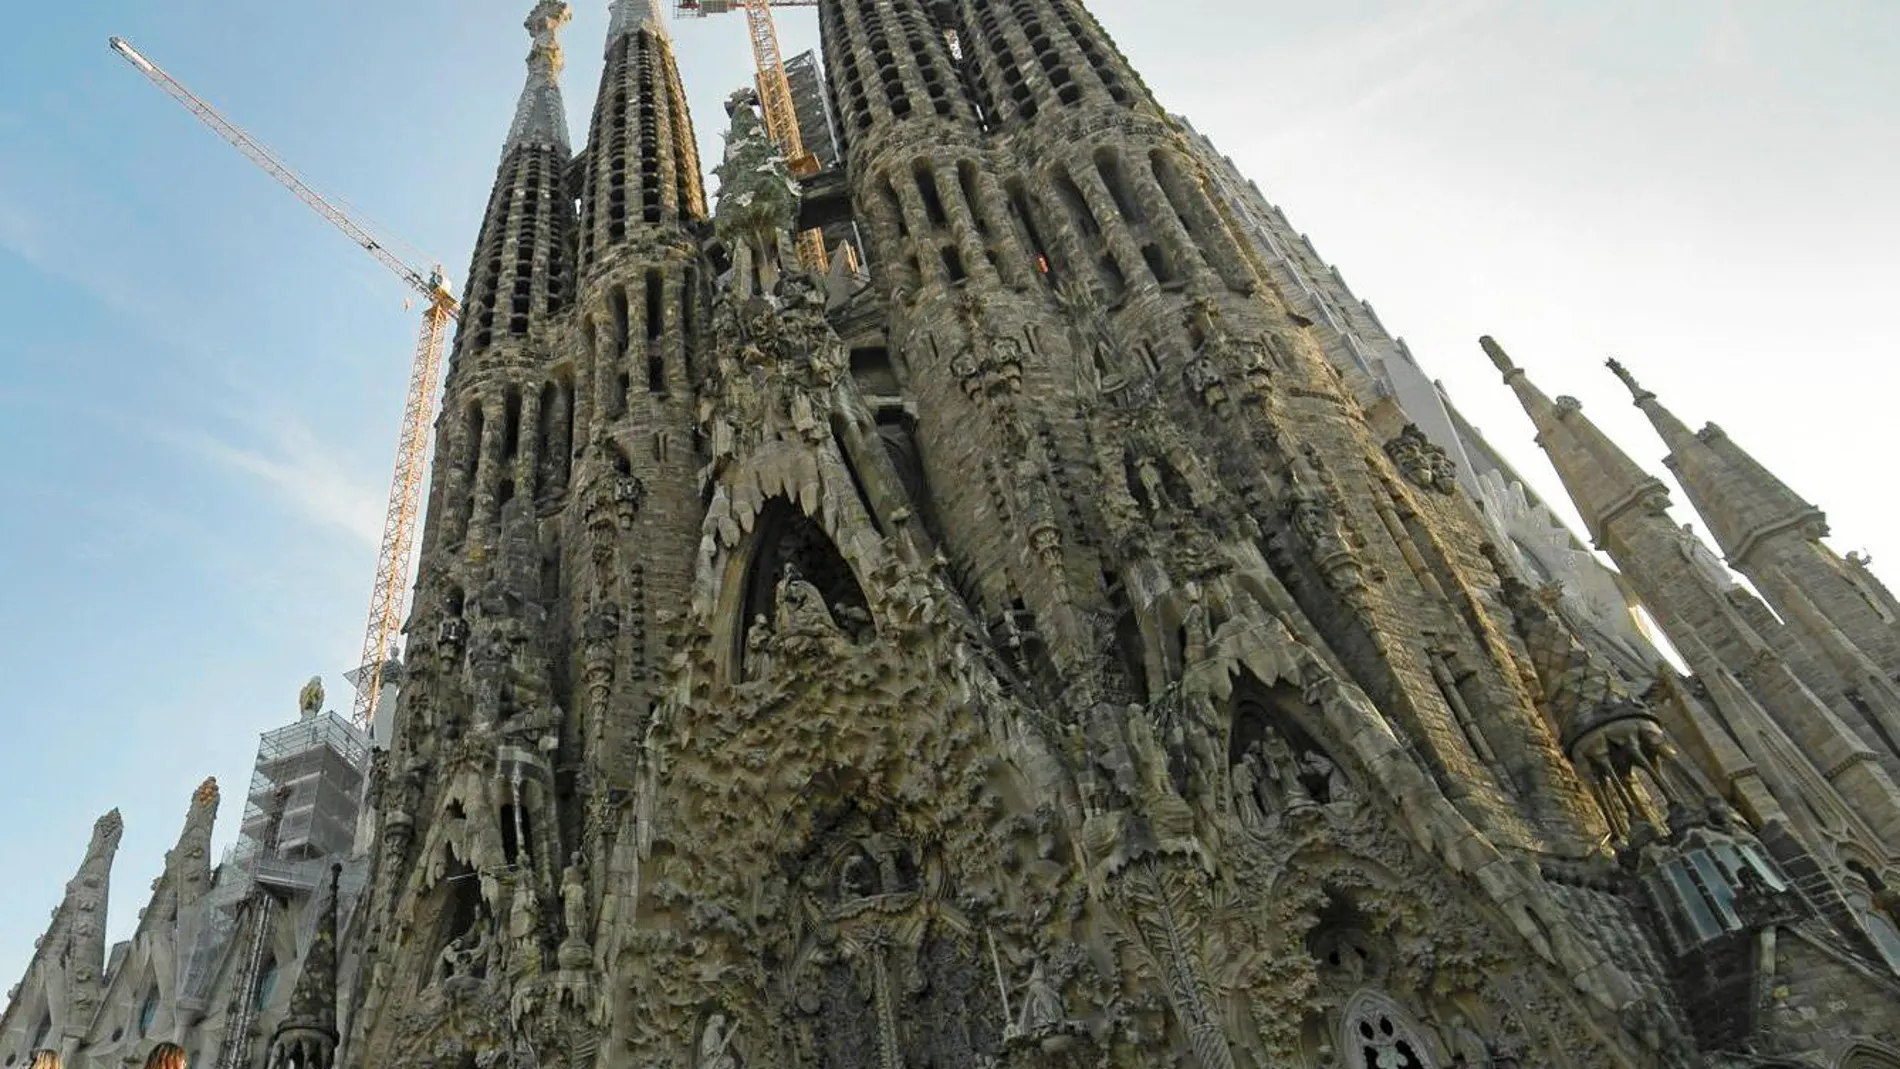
<box><xmin>1383</xmin><ymin>424</ymin><xmax>1458</xmax><ymax>495</ymax></box>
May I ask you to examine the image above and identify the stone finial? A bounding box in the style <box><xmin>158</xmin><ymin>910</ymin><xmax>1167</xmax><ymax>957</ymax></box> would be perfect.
<box><xmin>1604</xmin><ymin>358</ymin><xmax>1654</xmax><ymax>404</ymax></box>
<box><xmin>192</xmin><ymin>777</ymin><xmax>219</xmax><ymax>807</ymax></box>
<box><xmin>505</xmin><ymin>1</ymin><xmax>575</xmax><ymax>154</ymax></box>
<box><xmin>1479</xmin><ymin>335</ymin><xmax>1522</xmax><ymax>379</ymax></box>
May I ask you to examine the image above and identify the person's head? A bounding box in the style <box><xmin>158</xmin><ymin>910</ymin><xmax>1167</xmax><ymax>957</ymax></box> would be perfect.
<box><xmin>26</xmin><ymin>1051</ymin><xmax>62</xmax><ymax>1069</ymax></box>
<box><xmin>143</xmin><ymin>1043</ymin><xmax>188</xmax><ymax>1069</ymax></box>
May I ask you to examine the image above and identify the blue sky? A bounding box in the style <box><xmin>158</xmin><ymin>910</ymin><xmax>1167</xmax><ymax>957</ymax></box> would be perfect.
<box><xmin>2</xmin><ymin>0</ymin><xmax>1896</xmax><ymax>987</ymax></box>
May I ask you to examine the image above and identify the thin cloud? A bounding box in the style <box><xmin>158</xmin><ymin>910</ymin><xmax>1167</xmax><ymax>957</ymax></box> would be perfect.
<box><xmin>158</xmin><ymin>409</ymin><xmax>385</xmax><ymax>549</ymax></box>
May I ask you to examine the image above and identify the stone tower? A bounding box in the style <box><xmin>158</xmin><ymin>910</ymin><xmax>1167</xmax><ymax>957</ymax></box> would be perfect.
<box><xmin>9</xmin><ymin>2</ymin><xmax>1900</xmax><ymax>1068</ymax></box>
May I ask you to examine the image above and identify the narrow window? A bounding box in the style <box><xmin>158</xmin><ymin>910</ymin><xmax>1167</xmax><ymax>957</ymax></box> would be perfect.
<box><xmin>501</xmin><ymin>387</ymin><xmax>523</xmax><ymax>462</ymax></box>
<box><xmin>882</xmin><ymin>178</ymin><xmax>909</xmax><ymax>237</ymax></box>
<box><xmin>462</xmin><ymin>404</ymin><xmax>485</xmax><ymax>478</ymax></box>
<box><xmin>1007</xmin><ymin>180</ymin><xmax>1058</xmax><ymax>285</ymax></box>
<box><xmin>1054</xmin><ymin>171</ymin><xmax>1100</xmax><ymax>237</ymax></box>
<box><xmin>609</xmin><ymin>287</ymin><xmax>630</xmax><ymax>355</ymax></box>
<box><xmin>1141</xmin><ymin>243</ymin><xmax>1175</xmax><ymax>284</ymax></box>
<box><xmin>609</xmin><ymin>372</ymin><xmax>630</xmax><ymax>419</ymax></box>
<box><xmin>957</xmin><ymin>161</ymin><xmax>991</xmax><ymax>236</ymax></box>
<box><xmin>1095</xmin><ymin>149</ymin><xmax>1142</xmax><ymax>223</ymax></box>
<box><xmin>645</xmin><ymin>269</ymin><xmax>665</xmax><ymax>341</ymax></box>
<box><xmin>941</xmin><ymin>246</ymin><xmax>968</xmax><ymax>283</ymax></box>
<box><xmin>916</xmin><ymin>164</ymin><xmax>948</xmax><ymax>227</ymax></box>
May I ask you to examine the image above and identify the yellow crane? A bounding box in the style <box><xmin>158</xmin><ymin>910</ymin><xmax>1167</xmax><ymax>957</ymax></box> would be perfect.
<box><xmin>673</xmin><ymin>0</ymin><xmax>831</xmax><ymax>270</ymax></box>
<box><xmin>110</xmin><ymin>36</ymin><xmax>455</xmax><ymax>734</ymax></box>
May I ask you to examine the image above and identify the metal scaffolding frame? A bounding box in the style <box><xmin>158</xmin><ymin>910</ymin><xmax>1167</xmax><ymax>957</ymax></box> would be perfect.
<box><xmin>177</xmin><ymin>712</ymin><xmax>370</xmax><ymax>1008</ymax></box>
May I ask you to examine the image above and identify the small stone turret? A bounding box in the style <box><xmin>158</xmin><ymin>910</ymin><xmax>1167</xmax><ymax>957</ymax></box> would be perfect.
<box><xmin>266</xmin><ymin>866</ymin><xmax>344</xmax><ymax>1069</ymax></box>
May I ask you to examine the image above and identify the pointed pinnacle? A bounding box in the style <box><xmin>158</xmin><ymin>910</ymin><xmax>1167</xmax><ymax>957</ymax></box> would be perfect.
<box><xmin>1605</xmin><ymin>358</ymin><xmax>1654</xmax><ymax>404</ymax></box>
<box><xmin>1479</xmin><ymin>335</ymin><xmax>1518</xmax><ymax>376</ymax></box>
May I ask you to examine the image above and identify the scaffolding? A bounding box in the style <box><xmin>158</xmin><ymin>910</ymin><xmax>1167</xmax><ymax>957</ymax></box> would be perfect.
<box><xmin>176</xmin><ymin>711</ymin><xmax>370</xmax><ymax>1009</ymax></box>
<box><xmin>236</xmin><ymin>712</ymin><xmax>370</xmax><ymax>871</ymax></box>
<box><xmin>782</xmin><ymin>49</ymin><xmax>863</xmax><ymax>271</ymax></box>
<box><xmin>783</xmin><ymin>50</ymin><xmax>835</xmax><ymax>171</ymax></box>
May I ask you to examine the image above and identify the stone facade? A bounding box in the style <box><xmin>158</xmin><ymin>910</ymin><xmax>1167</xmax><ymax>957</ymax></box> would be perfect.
<box><xmin>8</xmin><ymin>2</ymin><xmax>1900</xmax><ymax>1068</ymax></box>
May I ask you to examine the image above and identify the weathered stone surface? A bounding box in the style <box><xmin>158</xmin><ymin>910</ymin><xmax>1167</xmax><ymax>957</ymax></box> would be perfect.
<box><xmin>8</xmin><ymin>2</ymin><xmax>1900</xmax><ymax>1068</ymax></box>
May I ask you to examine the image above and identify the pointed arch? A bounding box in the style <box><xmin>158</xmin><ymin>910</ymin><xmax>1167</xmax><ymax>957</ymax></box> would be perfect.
<box><xmin>727</xmin><ymin>498</ymin><xmax>873</xmax><ymax>681</ymax></box>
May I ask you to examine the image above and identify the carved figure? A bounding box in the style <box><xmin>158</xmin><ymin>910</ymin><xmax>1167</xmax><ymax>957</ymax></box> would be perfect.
<box><xmin>774</xmin><ymin>563</ymin><xmax>839</xmax><ymax>637</ymax></box>
<box><xmin>562</xmin><ymin>853</ymin><xmax>590</xmax><ymax>942</ymax></box>
<box><xmin>1385</xmin><ymin>424</ymin><xmax>1458</xmax><ymax>494</ymax></box>
<box><xmin>1262</xmin><ymin>732</ymin><xmax>1312</xmax><ymax>808</ymax></box>
<box><xmin>1300</xmin><ymin>749</ymin><xmax>1353</xmax><ymax>806</ymax></box>
<box><xmin>507</xmin><ymin>884</ymin><xmax>543</xmax><ymax>979</ymax></box>
<box><xmin>743</xmin><ymin>614</ymin><xmax>773</xmax><ymax>681</ymax></box>
<box><xmin>438</xmin><ymin>922</ymin><xmax>492</xmax><ymax>984</ymax></box>
<box><xmin>297</xmin><ymin>676</ymin><xmax>324</xmax><ymax>719</ymax></box>
<box><xmin>1230</xmin><ymin>751</ymin><xmax>1263</xmax><ymax>829</ymax></box>
<box><xmin>697</xmin><ymin>1013</ymin><xmax>739</xmax><ymax>1069</ymax></box>
<box><xmin>1011</xmin><ymin>959</ymin><xmax>1067</xmax><ymax>1038</ymax></box>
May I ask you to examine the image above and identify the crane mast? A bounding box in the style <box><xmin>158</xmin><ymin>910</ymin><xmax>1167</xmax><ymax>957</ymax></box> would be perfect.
<box><xmin>110</xmin><ymin>36</ymin><xmax>456</xmax><ymax>733</ymax></box>
<box><xmin>676</xmin><ymin>0</ymin><xmax>830</xmax><ymax>270</ymax></box>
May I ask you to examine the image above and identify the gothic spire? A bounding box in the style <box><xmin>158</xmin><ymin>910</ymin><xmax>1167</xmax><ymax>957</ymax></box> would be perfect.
<box><xmin>166</xmin><ymin>778</ymin><xmax>219</xmax><ymax>918</ymax></box>
<box><xmin>446</xmin><ymin>1</ymin><xmax>580</xmax><ymax>367</ymax></box>
<box><xmin>265</xmin><ymin>865</ymin><xmax>343</xmax><ymax>1069</ymax></box>
<box><xmin>57</xmin><ymin>810</ymin><xmax>122</xmax><ymax>1052</ymax></box>
<box><xmin>1481</xmin><ymin>337</ymin><xmax>1671</xmax><ymax>547</ymax></box>
<box><xmin>505</xmin><ymin>1</ymin><xmax>574</xmax><ymax>155</ymax></box>
<box><xmin>1607</xmin><ymin>358</ymin><xmax>1826</xmax><ymax>569</ymax></box>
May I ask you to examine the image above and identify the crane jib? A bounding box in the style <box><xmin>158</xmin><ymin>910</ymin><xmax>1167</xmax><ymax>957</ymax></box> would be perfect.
<box><xmin>108</xmin><ymin>33</ymin><xmax>452</xmax><ymax>731</ymax></box>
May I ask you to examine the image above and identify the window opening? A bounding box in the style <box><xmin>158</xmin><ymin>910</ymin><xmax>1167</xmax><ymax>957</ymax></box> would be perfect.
<box><xmin>915</xmin><ymin>165</ymin><xmax>948</xmax><ymax>227</ymax></box>
<box><xmin>645</xmin><ymin>269</ymin><xmax>665</xmax><ymax>341</ymax></box>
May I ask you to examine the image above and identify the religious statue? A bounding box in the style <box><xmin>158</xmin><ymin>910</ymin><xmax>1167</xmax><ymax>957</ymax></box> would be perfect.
<box><xmin>1134</xmin><ymin>454</ymin><xmax>1176</xmax><ymax>513</ymax></box>
<box><xmin>1300</xmin><ymin>749</ymin><xmax>1353</xmax><ymax>806</ymax></box>
<box><xmin>1180</xmin><ymin>587</ymin><xmax>1211</xmax><ymax>667</ymax></box>
<box><xmin>1012</xmin><ymin>960</ymin><xmax>1067</xmax><ymax>1038</ymax></box>
<box><xmin>1263</xmin><ymin>731</ymin><xmax>1312</xmax><ymax>808</ymax></box>
<box><xmin>774</xmin><ymin>563</ymin><xmax>839</xmax><ymax>637</ymax></box>
<box><xmin>438</xmin><ymin>924</ymin><xmax>491</xmax><ymax>984</ymax></box>
<box><xmin>743</xmin><ymin>614</ymin><xmax>773</xmax><ymax>681</ymax></box>
<box><xmin>298</xmin><ymin>676</ymin><xmax>324</xmax><ymax>720</ymax></box>
<box><xmin>507</xmin><ymin>884</ymin><xmax>544</xmax><ymax>980</ymax></box>
<box><xmin>697</xmin><ymin>1014</ymin><xmax>739</xmax><ymax>1069</ymax></box>
<box><xmin>562</xmin><ymin>853</ymin><xmax>590</xmax><ymax>943</ymax></box>
<box><xmin>1232</xmin><ymin>743</ymin><xmax>1270</xmax><ymax>829</ymax></box>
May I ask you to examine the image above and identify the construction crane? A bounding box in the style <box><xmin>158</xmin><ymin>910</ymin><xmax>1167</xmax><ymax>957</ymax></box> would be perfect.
<box><xmin>674</xmin><ymin>0</ymin><xmax>831</xmax><ymax>270</ymax></box>
<box><xmin>109</xmin><ymin>36</ymin><xmax>456</xmax><ymax>734</ymax></box>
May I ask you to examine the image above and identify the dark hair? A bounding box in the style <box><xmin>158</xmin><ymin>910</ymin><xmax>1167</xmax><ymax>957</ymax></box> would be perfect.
<box><xmin>143</xmin><ymin>1043</ymin><xmax>188</xmax><ymax>1069</ymax></box>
